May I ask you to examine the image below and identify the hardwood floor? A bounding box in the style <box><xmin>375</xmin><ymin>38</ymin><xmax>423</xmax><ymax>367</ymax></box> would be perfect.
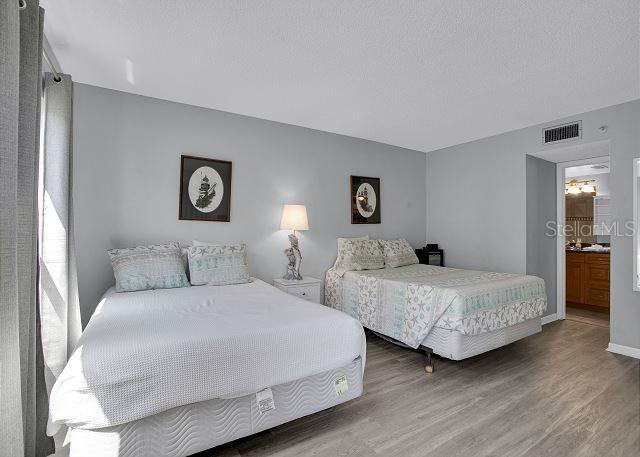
<box><xmin>200</xmin><ymin>320</ymin><xmax>639</xmax><ymax>457</ymax></box>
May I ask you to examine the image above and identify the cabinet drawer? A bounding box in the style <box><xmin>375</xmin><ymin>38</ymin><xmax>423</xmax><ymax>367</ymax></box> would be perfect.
<box><xmin>586</xmin><ymin>265</ymin><xmax>609</xmax><ymax>282</ymax></box>
<box><xmin>566</xmin><ymin>252</ymin><xmax>585</xmax><ymax>264</ymax></box>
<box><xmin>584</xmin><ymin>286</ymin><xmax>610</xmax><ymax>308</ymax></box>
<box><xmin>285</xmin><ymin>285</ymin><xmax>320</xmax><ymax>303</ymax></box>
<box><xmin>585</xmin><ymin>254</ymin><xmax>610</xmax><ymax>265</ymax></box>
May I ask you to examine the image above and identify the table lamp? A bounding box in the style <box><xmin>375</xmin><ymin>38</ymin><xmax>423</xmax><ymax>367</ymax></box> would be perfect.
<box><xmin>280</xmin><ymin>204</ymin><xmax>308</xmax><ymax>280</ymax></box>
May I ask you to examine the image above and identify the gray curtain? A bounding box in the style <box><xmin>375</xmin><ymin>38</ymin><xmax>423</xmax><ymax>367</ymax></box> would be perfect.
<box><xmin>40</xmin><ymin>72</ymin><xmax>82</xmax><ymax>453</ymax></box>
<box><xmin>0</xmin><ymin>0</ymin><xmax>50</xmax><ymax>456</ymax></box>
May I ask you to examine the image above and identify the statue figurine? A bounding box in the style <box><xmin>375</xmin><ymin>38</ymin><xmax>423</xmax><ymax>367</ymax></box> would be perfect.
<box><xmin>283</xmin><ymin>233</ymin><xmax>302</xmax><ymax>280</ymax></box>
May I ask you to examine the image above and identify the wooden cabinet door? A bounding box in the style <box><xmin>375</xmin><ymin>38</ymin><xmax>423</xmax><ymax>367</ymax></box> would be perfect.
<box><xmin>583</xmin><ymin>258</ymin><xmax>610</xmax><ymax>309</ymax></box>
<box><xmin>566</xmin><ymin>262</ymin><xmax>584</xmax><ymax>303</ymax></box>
<box><xmin>584</xmin><ymin>286</ymin><xmax>610</xmax><ymax>309</ymax></box>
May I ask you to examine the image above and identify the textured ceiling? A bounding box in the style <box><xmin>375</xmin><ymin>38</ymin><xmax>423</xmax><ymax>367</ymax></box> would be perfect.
<box><xmin>42</xmin><ymin>0</ymin><xmax>639</xmax><ymax>153</ymax></box>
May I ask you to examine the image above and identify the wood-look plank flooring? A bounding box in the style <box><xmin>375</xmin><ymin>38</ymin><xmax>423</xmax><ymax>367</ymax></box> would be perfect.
<box><xmin>566</xmin><ymin>306</ymin><xmax>610</xmax><ymax>328</ymax></box>
<box><xmin>199</xmin><ymin>319</ymin><xmax>639</xmax><ymax>457</ymax></box>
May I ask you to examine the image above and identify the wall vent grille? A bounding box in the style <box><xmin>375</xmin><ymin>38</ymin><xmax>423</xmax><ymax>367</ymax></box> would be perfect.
<box><xmin>543</xmin><ymin>121</ymin><xmax>582</xmax><ymax>144</ymax></box>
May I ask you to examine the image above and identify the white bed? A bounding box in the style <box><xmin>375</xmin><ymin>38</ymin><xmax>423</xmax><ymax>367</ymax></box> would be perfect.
<box><xmin>326</xmin><ymin>264</ymin><xmax>547</xmax><ymax>369</ymax></box>
<box><xmin>49</xmin><ymin>279</ymin><xmax>366</xmax><ymax>456</ymax></box>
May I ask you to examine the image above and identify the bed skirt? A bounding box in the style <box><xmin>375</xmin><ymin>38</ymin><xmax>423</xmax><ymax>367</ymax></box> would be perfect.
<box><xmin>69</xmin><ymin>357</ymin><xmax>363</xmax><ymax>457</ymax></box>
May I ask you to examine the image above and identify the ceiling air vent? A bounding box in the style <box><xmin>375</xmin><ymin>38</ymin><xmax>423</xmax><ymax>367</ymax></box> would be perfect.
<box><xmin>542</xmin><ymin>121</ymin><xmax>582</xmax><ymax>144</ymax></box>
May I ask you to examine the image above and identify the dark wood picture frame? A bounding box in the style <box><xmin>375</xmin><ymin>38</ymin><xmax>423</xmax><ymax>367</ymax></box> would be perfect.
<box><xmin>179</xmin><ymin>155</ymin><xmax>232</xmax><ymax>222</ymax></box>
<box><xmin>350</xmin><ymin>175</ymin><xmax>381</xmax><ymax>224</ymax></box>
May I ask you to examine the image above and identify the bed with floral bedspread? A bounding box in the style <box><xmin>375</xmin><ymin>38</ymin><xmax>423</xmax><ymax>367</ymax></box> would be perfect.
<box><xmin>325</xmin><ymin>263</ymin><xmax>547</xmax><ymax>349</ymax></box>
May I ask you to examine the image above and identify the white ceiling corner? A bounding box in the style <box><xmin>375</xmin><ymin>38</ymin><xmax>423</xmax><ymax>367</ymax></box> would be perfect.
<box><xmin>41</xmin><ymin>0</ymin><xmax>640</xmax><ymax>153</ymax></box>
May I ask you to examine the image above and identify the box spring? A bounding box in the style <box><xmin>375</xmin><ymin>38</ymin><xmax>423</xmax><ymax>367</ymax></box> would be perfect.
<box><xmin>69</xmin><ymin>357</ymin><xmax>363</xmax><ymax>457</ymax></box>
<box><xmin>423</xmin><ymin>317</ymin><xmax>542</xmax><ymax>360</ymax></box>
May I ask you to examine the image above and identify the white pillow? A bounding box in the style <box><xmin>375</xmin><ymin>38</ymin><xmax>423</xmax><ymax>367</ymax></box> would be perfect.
<box><xmin>337</xmin><ymin>235</ymin><xmax>369</xmax><ymax>251</ymax></box>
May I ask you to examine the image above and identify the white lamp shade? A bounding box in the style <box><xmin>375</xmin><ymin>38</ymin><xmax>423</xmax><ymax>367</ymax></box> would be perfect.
<box><xmin>280</xmin><ymin>204</ymin><xmax>309</xmax><ymax>231</ymax></box>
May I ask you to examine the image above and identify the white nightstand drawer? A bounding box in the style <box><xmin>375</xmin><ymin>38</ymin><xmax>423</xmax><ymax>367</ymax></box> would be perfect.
<box><xmin>272</xmin><ymin>277</ymin><xmax>322</xmax><ymax>304</ymax></box>
<box><xmin>286</xmin><ymin>285</ymin><xmax>320</xmax><ymax>303</ymax></box>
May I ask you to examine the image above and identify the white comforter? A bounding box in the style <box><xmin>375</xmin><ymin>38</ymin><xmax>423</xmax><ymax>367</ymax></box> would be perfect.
<box><xmin>49</xmin><ymin>279</ymin><xmax>366</xmax><ymax>430</ymax></box>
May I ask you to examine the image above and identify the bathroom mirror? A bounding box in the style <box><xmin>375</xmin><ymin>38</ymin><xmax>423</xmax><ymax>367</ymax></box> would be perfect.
<box><xmin>635</xmin><ymin>158</ymin><xmax>640</xmax><ymax>291</ymax></box>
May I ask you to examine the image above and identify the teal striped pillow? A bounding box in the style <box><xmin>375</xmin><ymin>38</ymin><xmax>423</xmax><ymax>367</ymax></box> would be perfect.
<box><xmin>187</xmin><ymin>244</ymin><xmax>250</xmax><ymax>286</ymax></box>
<box><xmin>108</xmin><ymin>242</ymin><xmax>190</xmax><ymax>292</ymax></box>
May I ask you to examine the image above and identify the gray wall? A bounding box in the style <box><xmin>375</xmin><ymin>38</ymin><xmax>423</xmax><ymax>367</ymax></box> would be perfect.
<box><xmin>73</xmin><ymin>84</ymin><xmax>427</xmax><ymax>326</ymax></box>
<box><xmin>426</xmin><ymin>130</ymin><xmax>529</xmax><ymax>274</ymax></box>
<box><xmin>426</xmin><ymin>99</ymin><xmax>640</xmax><ymax>351</ymax></box>
<box><xmin>526</xmin><ymin>156</ymin><xmax>557</xmax><ymax>315</ymax></box>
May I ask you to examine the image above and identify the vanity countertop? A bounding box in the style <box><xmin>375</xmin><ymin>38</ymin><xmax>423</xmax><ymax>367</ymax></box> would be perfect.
<box><xmin>566</xmin><ymin>249</ymin><xmax>610</xmax><ymax>254</ymax></box>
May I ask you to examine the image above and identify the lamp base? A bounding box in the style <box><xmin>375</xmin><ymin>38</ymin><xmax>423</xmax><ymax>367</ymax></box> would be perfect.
<box><xmin>283</xmin><ymin>233</ymin><xmax>302</xmax><ymax>280</ymax></box>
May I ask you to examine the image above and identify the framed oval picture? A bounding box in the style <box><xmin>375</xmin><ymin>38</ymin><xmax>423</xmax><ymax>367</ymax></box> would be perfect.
<box><xmin>179</xmin><ymin>155</ymin><xmax>232</xmax><ymax>221</ymax></box>
<box><xmin>351</xmin><ymin>175</ymin><xmax>380</xmax><ymax>224</ymax></box>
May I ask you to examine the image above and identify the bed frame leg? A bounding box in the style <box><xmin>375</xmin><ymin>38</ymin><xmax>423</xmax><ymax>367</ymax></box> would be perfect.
<box><xmin>424</xmin><ymin>349</ymin><xmax>434</xmax><ymax>373</ymax></box>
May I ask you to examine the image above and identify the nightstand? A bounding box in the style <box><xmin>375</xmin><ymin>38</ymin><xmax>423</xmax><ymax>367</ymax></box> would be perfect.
<box><xmin>272</xmin><ymin>277</ymin><xmax>322</xmax><ymax>304</ymax></box>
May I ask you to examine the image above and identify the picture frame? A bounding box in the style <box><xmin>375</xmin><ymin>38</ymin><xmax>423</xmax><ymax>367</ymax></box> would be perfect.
<box><xmin>350</xmin><ymin>175</ymin><xmax>381</xmax><ymax>224</ymax></box>
<box><xmin>179</xmin><ymin>155</ymin><xmax>232</xmax><ymax>222</ymax></box>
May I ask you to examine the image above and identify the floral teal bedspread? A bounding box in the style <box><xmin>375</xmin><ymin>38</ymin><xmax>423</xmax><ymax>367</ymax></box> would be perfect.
<box><xmin>325</xmin><ymin>264</ymin><xmax>547</xmax><ymax>349</ymax></box>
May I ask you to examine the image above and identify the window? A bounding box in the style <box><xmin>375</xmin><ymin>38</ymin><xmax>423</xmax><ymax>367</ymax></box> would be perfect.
<box><xmin>635</xmin><ymin>158</ymin><xmax>640</xmax><ymax>291</ymax></box>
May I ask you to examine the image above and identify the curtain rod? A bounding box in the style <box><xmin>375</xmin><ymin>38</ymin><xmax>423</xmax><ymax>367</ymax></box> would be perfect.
<box><xmin>43</xmin><ymin>50</ymin><xmax>62</xmax><ymax>82</ymax></box>
<box><xmin>18</xmin><ymin>0</ymin><xmax>62</xmax><ymax>82</ymax></box>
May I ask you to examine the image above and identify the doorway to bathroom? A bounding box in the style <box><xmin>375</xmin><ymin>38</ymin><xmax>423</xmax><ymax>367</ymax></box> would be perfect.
<box><xmin>563</xmin><ymin>160</ymin><xmax>611</xmax><ymax>328</ymax></box>
<box><xmin>527</xmin><ymin>139</ymin><xmax>612</xmax><ymax>326</ymax></box>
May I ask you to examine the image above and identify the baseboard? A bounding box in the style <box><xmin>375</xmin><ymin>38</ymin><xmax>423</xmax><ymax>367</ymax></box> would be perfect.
<box><xmin>541</xmin><ymin>313</ymin><xmax>558</xmax><ymax>325</ymax></box>
<box><xmin>607</xmin><ymin>343</ymin><xmax>640</xmax><ymax>360</ymax></box>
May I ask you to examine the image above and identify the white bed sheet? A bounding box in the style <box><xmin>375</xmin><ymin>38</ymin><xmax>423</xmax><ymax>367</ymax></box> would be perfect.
<box><xmin>49</xmin><ymin>279</ymin><xmax>365</xmax><ymax>430</ymax></box>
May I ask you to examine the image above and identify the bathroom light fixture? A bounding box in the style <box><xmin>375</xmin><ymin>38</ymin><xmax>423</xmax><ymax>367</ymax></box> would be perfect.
<box><xmin>565</xmin><ymin>179</ymin><xmax>596</xmax><ymax>195</ymax></box>
<box><xmin>567</xmin><ymin>185</ymin><xmax>582</xmax><ymax>195</ymax></box>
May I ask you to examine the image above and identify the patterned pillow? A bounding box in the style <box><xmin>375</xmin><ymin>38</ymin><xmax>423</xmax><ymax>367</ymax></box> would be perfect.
<box><xmin>337</xmin><ymin>235</ymin><xmax>369</xmax><ymax>251</ymax></box>
<box><xmin>334</xmin><ymin>239</ymin><xmax>384</xmax><ymax>276</ymax></box>
<box><xmin>192</xmin><ymin>240</ymin><xmax>218</xmax><ymax>246</ymax></box>
<box><xmin>379</xmin><ymin>239</ymin><xmax>419</xmax><ymax>268</ymax></box>
<box><xmin>180</xmin><ymin>246</ymin><xmax>191</xmax><ymax>280</ymax></box>
<box><xmin>108</xmin><ymin>242</ymin><xmax>190</xmax><ymax>292</ymax></box>
<box><xmin>187</xmin><ymin>244</ymin><xmax>250</xmax><ymax>286</ymax></box>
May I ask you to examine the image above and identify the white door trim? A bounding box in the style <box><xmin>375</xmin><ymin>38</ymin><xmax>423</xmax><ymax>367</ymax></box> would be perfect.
<box><xmin>555</xmin><ymin>154</ymin><xmax>610</xmax><ymax>321</ymax></box>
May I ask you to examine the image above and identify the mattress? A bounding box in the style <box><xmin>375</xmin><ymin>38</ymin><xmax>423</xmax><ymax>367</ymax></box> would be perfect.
<box><xmin>422</xmin><ymin>317</ymin><xmax>541</xmax><ymax>360</ymax></box>
<box><xmin>326</xmin><ymin>263</ymin><xmax>546</xmax><ymax>350</ymax></box>
<box><xmin>49</xmin><ymin>279</ymin><xmax>366</xmax><ymax>430</ymax></box>
<box><xmin>69</xmin><ymin>357</ymin><xmax>363</xmax><ymax>457</ymax></box>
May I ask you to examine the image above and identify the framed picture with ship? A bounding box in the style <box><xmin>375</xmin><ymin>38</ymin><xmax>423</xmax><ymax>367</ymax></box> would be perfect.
<box><xmin>350</xmin><ymin>175</ymin><xmax>380</xmax><ymax>224</ymax></box>
<box><xmin>179</xmin><ymin>155</ymin><xmax>232</xmax><ymax>222</ymax></box>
